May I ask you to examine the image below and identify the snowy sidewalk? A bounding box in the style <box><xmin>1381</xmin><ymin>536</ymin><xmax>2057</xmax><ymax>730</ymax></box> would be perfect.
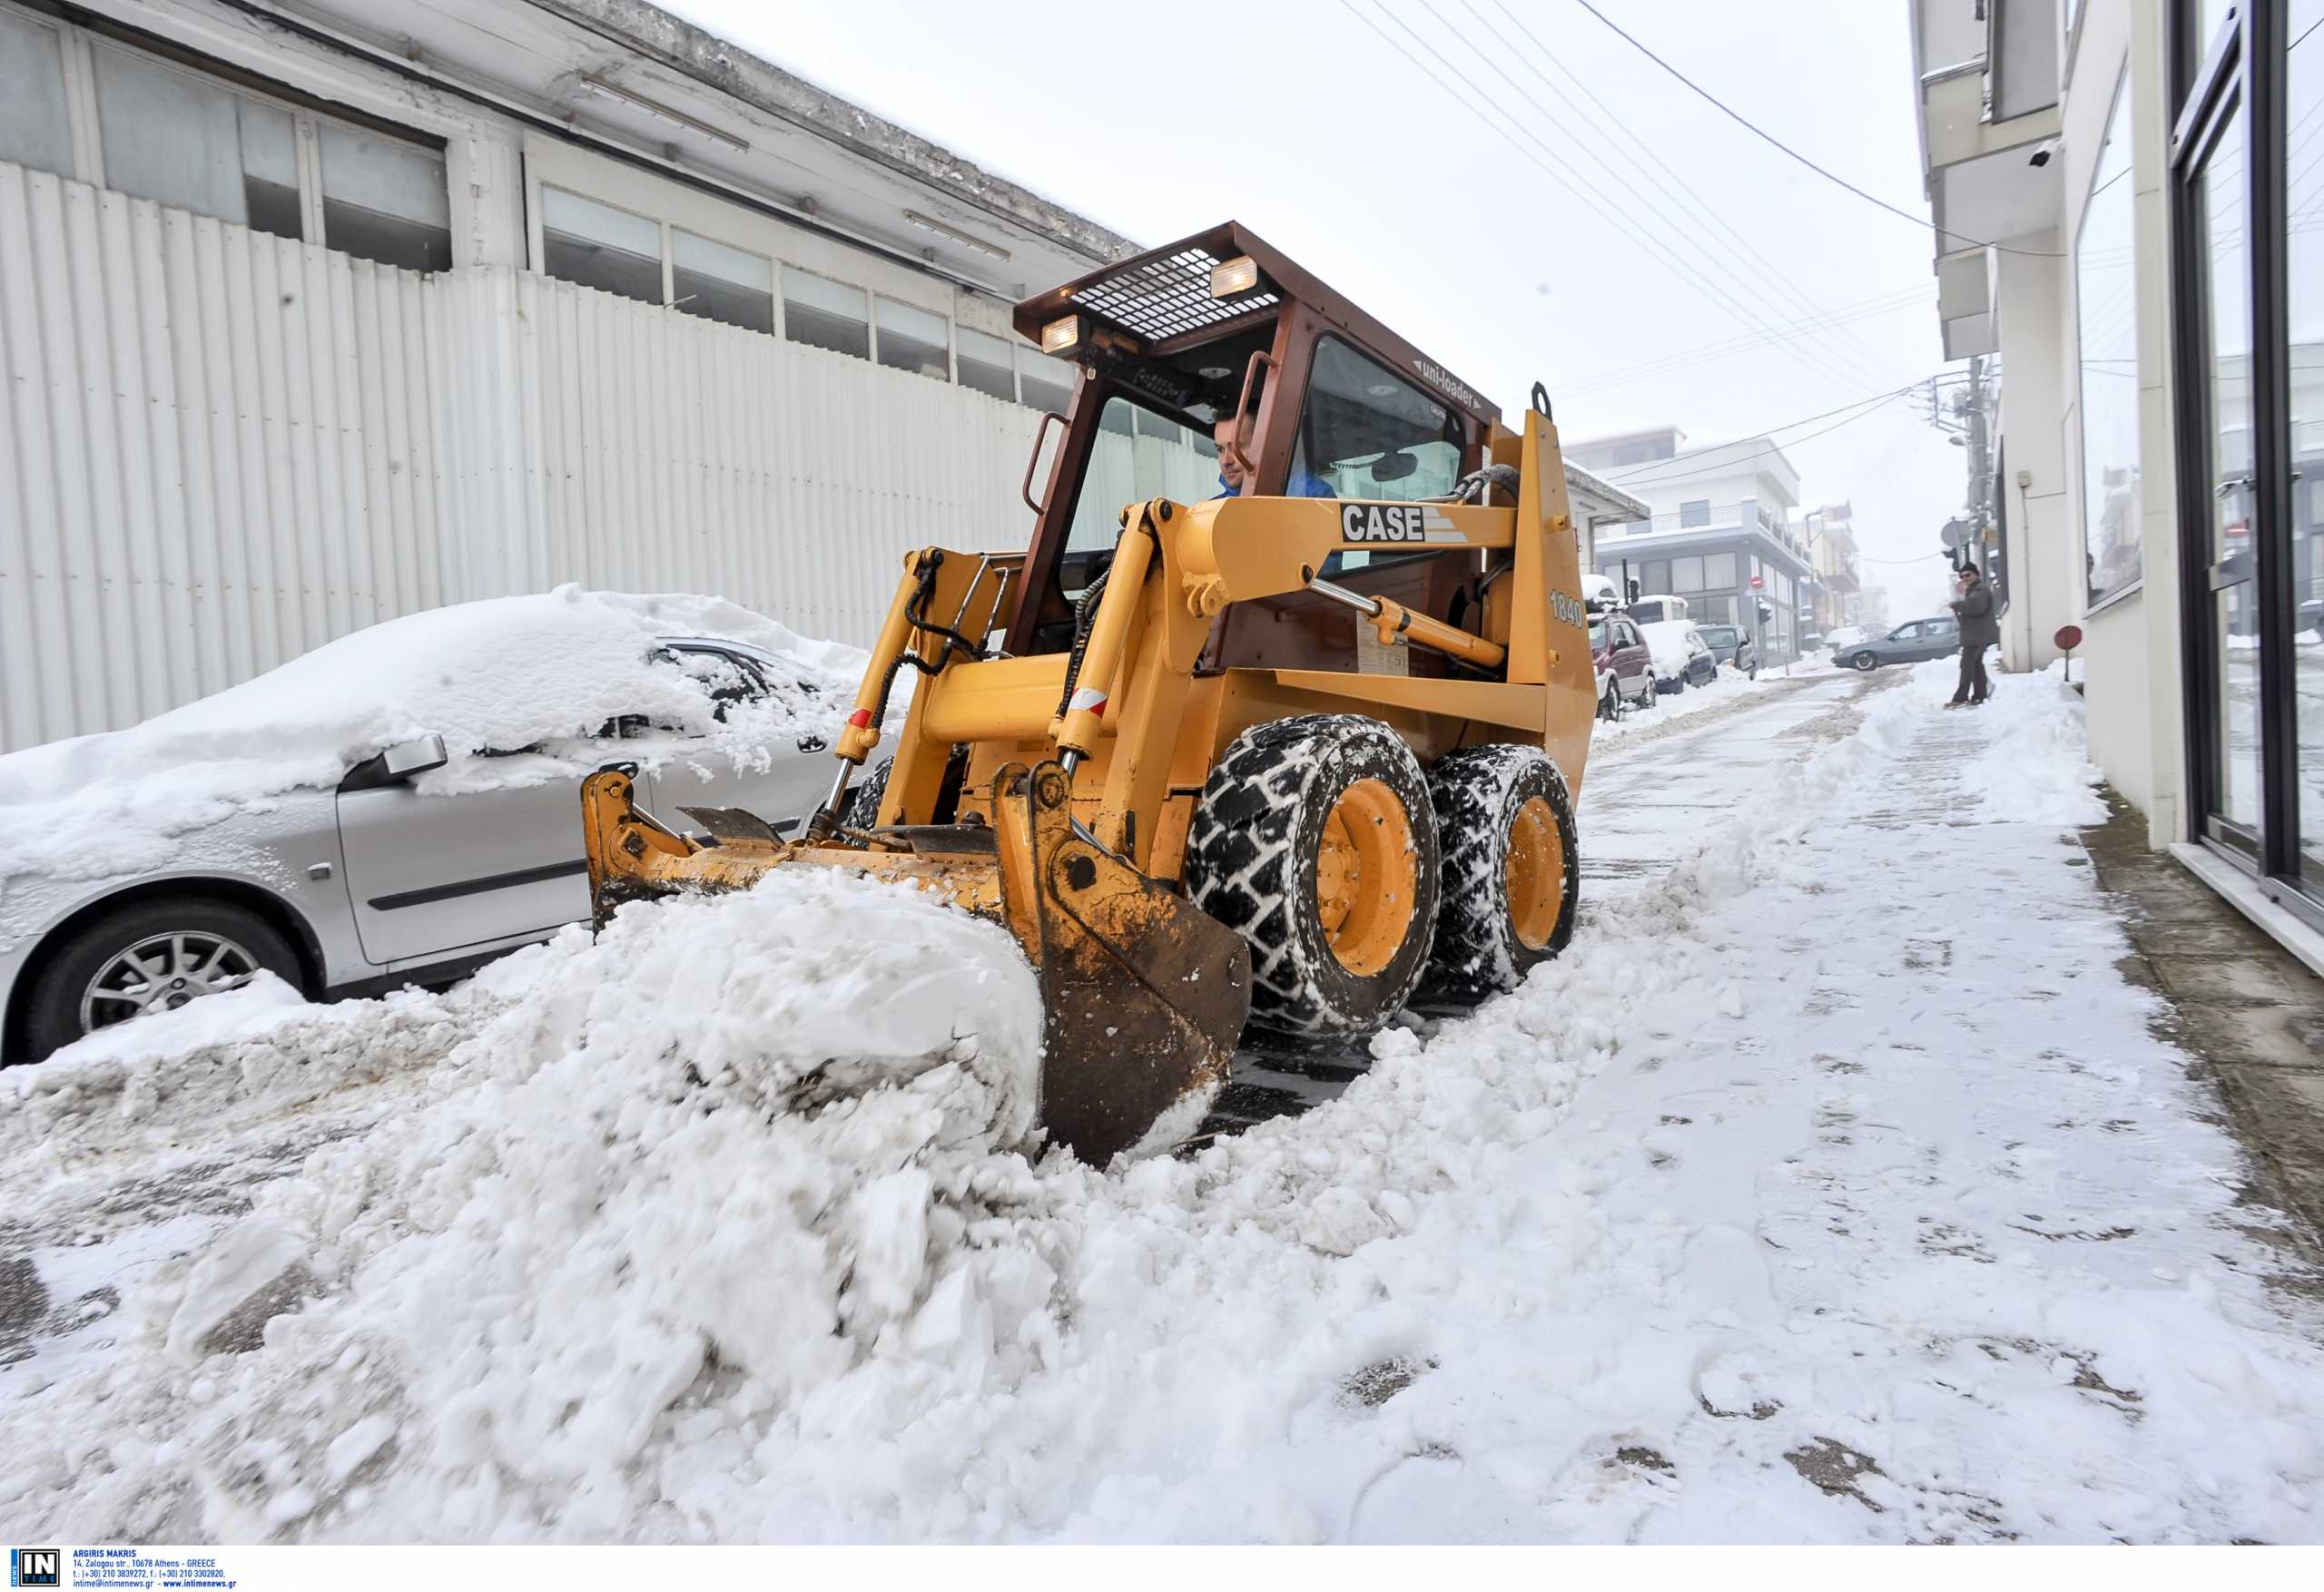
<box><xmin>3</xmin><ymin>663</ymin><xmax>2321</xmax><ymax>1543</ymax></box>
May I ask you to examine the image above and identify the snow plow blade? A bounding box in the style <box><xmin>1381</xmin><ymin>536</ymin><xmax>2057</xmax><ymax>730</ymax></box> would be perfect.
<box><xmin>579</xmin><ymin>762</ymin><xmax>1249</xmax><ymax>1163</ymax></box>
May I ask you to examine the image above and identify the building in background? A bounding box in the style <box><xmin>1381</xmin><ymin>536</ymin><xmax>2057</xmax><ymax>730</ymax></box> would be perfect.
<box><xmin>1907</xmin><ymin>0</ymin><xmax>2322</xmax><ymax>959</ymax></box>
<box><xmin>1568</xmin><ymin>425</ymin><xmax>1820</xmax><ymax>663</ymax></box>
<box><xmin>1797</xmin><ymin>500</ymin><xmax>1865</xmax><ymax>640</ymax></box>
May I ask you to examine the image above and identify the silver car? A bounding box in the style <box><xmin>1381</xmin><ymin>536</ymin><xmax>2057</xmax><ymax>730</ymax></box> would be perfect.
<box><xmin>0</xmin><ymin>637</ymin><xmax>858</xmax><ymax>1065</ymax></box>
<box><xmin>1839</xmin><ymin>615</ymin><xmax>1963</xmax><ymax>671</ymax></box>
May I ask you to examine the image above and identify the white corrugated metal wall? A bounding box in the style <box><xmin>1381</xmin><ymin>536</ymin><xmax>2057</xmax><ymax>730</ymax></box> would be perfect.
<box><xmin>3</xmin><ymin>159</ymin><xmax>1217</xmax><ymax>754</ymax></box>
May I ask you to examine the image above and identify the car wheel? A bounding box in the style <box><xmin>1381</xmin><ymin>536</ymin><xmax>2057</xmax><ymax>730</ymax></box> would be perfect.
<box><xmin>1639</xmin><ymin>672</ymin><xmax>1659</xmax><ymax>707</ymax></box>
<box><xmin>23</xmin><ymin>896</ymin><xmax>303</xmax><ymax>1064</ymax></box>
<box><xmin>1599</xmin><ymin>680</ymin><xmax>1620</xmax><ymax>722</ymax></box>
<box><xmin>1852</xmin><ymin>651</ymin><xmax>1880</xmax><ymax>672</ymax></box>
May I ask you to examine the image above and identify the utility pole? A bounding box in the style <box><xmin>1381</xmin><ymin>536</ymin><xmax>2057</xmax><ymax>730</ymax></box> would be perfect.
<box><xmin>1964</xmin><ymin>355</ymin><xmax>1993</xmax><ymax>577</ymax></box>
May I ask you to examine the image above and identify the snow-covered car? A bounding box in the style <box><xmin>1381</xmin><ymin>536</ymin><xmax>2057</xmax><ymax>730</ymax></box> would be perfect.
<box><xmin>1696</xmin><ymin>623</ymin><xmax>1758</xmax><ymax>678</ymax></box>
<box><xmin>1823</xmin><ymin>624</ymin><xmax>1869</xmax><ymax>657</ymax></box>
<box><xmin>1590</xmin><ymin>611</ymin><xmax>1658</xmax><ymax>720</ymax></box>
<box><xmin>0</xmin><ymin>589</ymin><xmax>877</xmax><ymax>1064</ymax></box>
<box><xmin>1839</xmin><ymin>615</ymin><xmax>1963</xmax><ymax>672</ymax></box>
<box><xmin>1640</xmin><ymin>619</ymin><xmax>1717</xmax><ymax>693</ymax></box>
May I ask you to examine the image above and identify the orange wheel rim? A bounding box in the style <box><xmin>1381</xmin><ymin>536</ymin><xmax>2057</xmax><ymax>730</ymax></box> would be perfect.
<box><xmin>1315</xmin><ymin>777</ymin><xmax>1416</xmax><ymax>977</ymax></box>
<box><xmin>1505</xmin><ymin>794</ymin><xmax>1564</xmax><ymax>950</ymax></box>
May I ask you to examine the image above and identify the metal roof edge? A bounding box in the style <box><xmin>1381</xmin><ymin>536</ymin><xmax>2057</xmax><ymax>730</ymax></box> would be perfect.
<box><xmin>526</xmin><ymin>0</ymin><xmax>1142</xmax><ymax>266</ymax></box>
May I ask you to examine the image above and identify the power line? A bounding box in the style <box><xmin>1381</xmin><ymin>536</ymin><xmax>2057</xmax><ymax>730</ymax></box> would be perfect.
<box><xmin>1341</xmin><ymin>0</ymin><xmax>1876</xmax><ymax>395</ymax></box>
<box><xmin>1561</xmin><ymin>287</ymin><xmax>1931</xmax><ymax>395</ymax></box>
<box><xmin>1482</xmin><ymin>0</ymin><xmax>1902</xmax><ymax>384</ymax></box>
<box><xmin>1569</xmin><ymin>0</ymin><xmax>2068</xmax><ymax>260</ymax></box>
<box><xmin>1600</xmin><ymin>381</ymin><xmax>1924</xmax><ymax>485</ymax></box>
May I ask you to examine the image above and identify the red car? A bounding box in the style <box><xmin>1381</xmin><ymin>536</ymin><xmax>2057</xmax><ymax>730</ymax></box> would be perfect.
<box><xmin>1590</xmin><ymin>611</ymin><xmax>1658</xmax><ymax>721</ymax></box>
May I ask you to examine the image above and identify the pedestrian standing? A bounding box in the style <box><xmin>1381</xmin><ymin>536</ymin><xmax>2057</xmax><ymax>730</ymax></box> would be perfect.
<box><xmin>1946</xmin><ymin>564</ymin><xmax>1999</xmax><ymax>708</ymax></box>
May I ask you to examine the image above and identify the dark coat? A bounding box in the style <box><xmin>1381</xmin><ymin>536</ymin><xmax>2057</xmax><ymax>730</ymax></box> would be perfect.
<box><xmin>1951</xmin><ymin>579</ymin><xmax>2000</xmax><ymax>648</ymax></box>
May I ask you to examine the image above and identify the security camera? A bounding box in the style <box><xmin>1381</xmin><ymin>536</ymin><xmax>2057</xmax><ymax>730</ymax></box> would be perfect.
<box><xmin>2028</xmin><ymin>137</ymin><xmax>2061</xmax><ymax>168</ymax></box>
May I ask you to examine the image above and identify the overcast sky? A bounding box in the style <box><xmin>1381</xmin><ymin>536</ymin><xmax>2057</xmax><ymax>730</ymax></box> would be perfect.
<box><xmin>673</xmin><ymin>0</ymin><xmax>1971</xmax><ymax>618</ymax></box>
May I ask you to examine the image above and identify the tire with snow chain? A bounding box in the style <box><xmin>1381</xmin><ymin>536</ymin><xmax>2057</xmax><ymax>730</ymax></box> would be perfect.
<box><xmin>1182</xmin><ymin>713</ymin><xmax>1439</xmax><ymax>1042</ymax></box>
<box><xmin>1419</xmin><ymin>744</ymin><xmax>1579</xmax><ymax>1007</ymax></box>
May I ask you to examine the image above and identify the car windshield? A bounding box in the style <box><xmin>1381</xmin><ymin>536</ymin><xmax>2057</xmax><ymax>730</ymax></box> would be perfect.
<box><xmin>1699</xmin><ymin>626</ymin><xmax>1738</xmax><ymax>646</ymax></box>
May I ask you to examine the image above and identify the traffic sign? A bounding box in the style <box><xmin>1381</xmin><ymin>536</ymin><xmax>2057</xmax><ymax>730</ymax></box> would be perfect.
<box><xmin>1748</xmin><ymin>575</ymin><xmax>1764</xmax><ymax>590</ymax></box>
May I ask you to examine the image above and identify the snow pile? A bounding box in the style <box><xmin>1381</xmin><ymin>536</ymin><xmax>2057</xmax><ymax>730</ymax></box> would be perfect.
<box><xmin>0</xmin><ymin>588</ymin><xmax>867</xmax><ymax>909</ymax></box>
<box><xmin>5</xmin><ymin>666</ymin><xmax>2322</xmax><ymax>1543</ymax></box>
<box><xmin>2</xmin><ymin>869</ymin><xmax>1043</xmax><ymax>1539</ymax></box>
<box><xmin>1592</xmin><ymin>668</ymin><xmax>1766</xmax><ymax>742</ymax></box>
<box><xmin>1896</xmin><ymin>657</ymin><xmax>2109</xmax><ymax>825</ymax></box>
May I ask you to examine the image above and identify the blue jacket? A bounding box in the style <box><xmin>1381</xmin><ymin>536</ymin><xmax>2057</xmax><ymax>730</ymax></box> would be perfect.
<box><xmin>1213</xmin><ymin>468</ymin><xmax>1335</xmax><ymax>500</ymax></box>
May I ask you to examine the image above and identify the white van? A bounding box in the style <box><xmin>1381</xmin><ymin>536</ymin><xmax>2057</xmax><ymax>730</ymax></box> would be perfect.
<box><xmin>1626</xmin><ymin>593</ymin><xmax>1689</xmax><ymax>626</ymax></box>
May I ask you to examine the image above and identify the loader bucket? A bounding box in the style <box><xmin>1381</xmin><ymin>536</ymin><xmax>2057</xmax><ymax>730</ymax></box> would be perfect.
<box><xmin>577</xmin><ymin>763</ymin><xmax>1250</xmax><ymax>1164</ymax></box>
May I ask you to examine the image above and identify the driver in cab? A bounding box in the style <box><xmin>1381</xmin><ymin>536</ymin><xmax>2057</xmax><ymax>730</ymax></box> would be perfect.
<box><xmin>1212</xmin><ymin>411</ymin><xmax>1334</xmax><ymax>501</ymax></box>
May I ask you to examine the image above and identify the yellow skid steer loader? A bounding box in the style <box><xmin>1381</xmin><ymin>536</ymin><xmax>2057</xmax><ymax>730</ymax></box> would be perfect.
<box><xmin>582</xmin><ymin>223</ymin><xmax>1598</xmax><ymax>1162</ymax></box>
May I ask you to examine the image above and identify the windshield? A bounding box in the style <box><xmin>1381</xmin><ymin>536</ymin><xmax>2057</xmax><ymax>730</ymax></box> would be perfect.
<box><xmin>1057</xmin><ymin>395</ymin><xmax>1221</xmax><ymax>599</ymax></box>
<box><xmin>1699</xmin><ymin>626</ymin><xmax>1738</xmax><ymax>646</ymax></box>
<box><xmin>1292</xmin><ymin>336</ymin><xmax>1463</xmax><ymax>501</ymax></box>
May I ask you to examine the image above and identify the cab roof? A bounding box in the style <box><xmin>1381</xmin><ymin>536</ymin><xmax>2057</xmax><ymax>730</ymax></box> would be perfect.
<box><xmin>1010</xmin><ymin>221</ymin><xmax>1500</xmax><ymax>431</ymax></box>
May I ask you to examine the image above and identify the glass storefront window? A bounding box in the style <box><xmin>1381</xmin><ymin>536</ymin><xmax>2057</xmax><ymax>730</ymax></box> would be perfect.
<box><xmin>2289</xmin><ymin>0</ymin><xmax>2324</xmax><ymax>884</ymax></box>
<box><xmin>2076</xmin><ymin>71</ymin><xmax>2142</xmax><ymax>606</ymax></box>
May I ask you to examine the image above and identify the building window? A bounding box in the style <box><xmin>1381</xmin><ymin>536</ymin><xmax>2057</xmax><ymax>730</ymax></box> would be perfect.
<box><xmin>2075</xmin><ymin>69</ymin><xmax>2142</xmax><ymax>605</ymax></box>
<box><xmin>5</xmin><ymin>15</ymin><xmax>454</xmax><ymax>271</ymax></box>
<box><xmin>1704</xmin><ymin>551</ymin><xmax>1737</xmax><ymax>588</ymax></box>
<box><xmin>91</xmin><ymin>44</ymin><xmax>302</xmax><ymax>241</ymax></box>
<box><xmin>875</xmin><ymin>296</ymin><xmax>950</xmax><ymax>380</ymax></box>
<box><xmin>542</xmin><ymin>185</ymin><xmax>663</xmax><ymax>306</ymax></box>
<box><xmin>784</xmin><ymin>268</ymin><xmax>871</xmax><ymax>359</ymax></box>
<box><xmin>956</xmin><ymin>326</ymin><xmax>1016</xmax><ymax>400</ymax></box>
<box><xmin>1643</xmin><ymin>561</ymin><xmax>1671</xmax><ymax>594</ymax></box>
<box><xmin>319</xmin><ymin>121</ymin><xmax>452</xmax><ymax>271</ymax></box>
<box><xmin>1679</xmin><ymin>498</ymin><xmax>1711</xmax><ymax>527</ymax></box>
<box><xmin>1671</xmin><ymin>555</ymin><xmax>1705</xmax><ymax>593</ymax></box>
<box><xmin>672</xmin><ymin>228</ymin><xmax>773</xmax><ymax>334</ymax></box>
<box><xmin>1019</xmin><ymin>349</ymin><xmax>1077</xmax><ymax>415</ymax></box>
<box><xmin>0</xmin><ymin>8</ymin><xmax>73</xmax><ymax>177</ymax></box>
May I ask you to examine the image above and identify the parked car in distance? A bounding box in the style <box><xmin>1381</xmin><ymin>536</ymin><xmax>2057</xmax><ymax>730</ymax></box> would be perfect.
<box><xmin>1640</xmin><ymin>619</ymin><xmax>1717</xmax><ymax>692</ymax></box>
<box><xmin>1841</xmin><ymin>615</ymin><xmax>1963</xmax><ymax>671</ymax></box>
<box><xmin>1590</xmin><ymin>611</ymin><xmax>1659</xmax><ymax>720</ymax></box>
<box><xmin>1697</xmin><ymin>623</ymin><xmax>1758</xmax><ymax>678</ymax></box>
<box><xmin>1800</xmin><ymin>631</ymin><xmax>1825</xmax><ymax>654</ymax></box>
<box><xmin>0</xmin><ymin>593</ymin><xmax>878</xmax><ymax>1065</ymax></box>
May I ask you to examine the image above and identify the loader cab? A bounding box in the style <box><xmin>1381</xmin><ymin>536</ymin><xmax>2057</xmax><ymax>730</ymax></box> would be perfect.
<box><xmin>1003</xmin><ymin>222</ymin><xmax>1501</xmax><ymax>673</ymax></box>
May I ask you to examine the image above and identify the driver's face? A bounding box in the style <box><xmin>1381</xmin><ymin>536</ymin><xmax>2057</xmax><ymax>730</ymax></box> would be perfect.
<box><xmin>1213</xmin><ymin>416</ymin><xmax>1248</xmax><ymax>494</ymax></box>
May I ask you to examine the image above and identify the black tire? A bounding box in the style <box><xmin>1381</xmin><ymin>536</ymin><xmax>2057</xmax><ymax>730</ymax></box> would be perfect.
<box><xmin>1183</xmin><ymin>713</ymin><xmax>1440</xmax><ymax>1041</ymax></box>
<box><xmin>1852</xmin><ymin>650</ymin><xmax>1880</xmax><ymax>672</ymax></box>
<box><xmin>22</xmin><ymin>896</ymin><xmax>302</xmax><ymax>1064</ymax></box>
<box><xmin>1639</xmin><ymin>673</ymin><xmax>1660</xmax><ymax>709</ymax></box>
<box><xmin>1599</xmin><ymin>679</ymin><xmax>1621</xmax><ymax>722</ymax></box>
<box><xmin>1421</xmin><ymin>745</ymin><xmax>1579</xmax><ymax>1006</ymax></box>
<box><xmin>841</xmin><ymin>756</ymin><xmax>891</xmax><ymax>828</ymax></box>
